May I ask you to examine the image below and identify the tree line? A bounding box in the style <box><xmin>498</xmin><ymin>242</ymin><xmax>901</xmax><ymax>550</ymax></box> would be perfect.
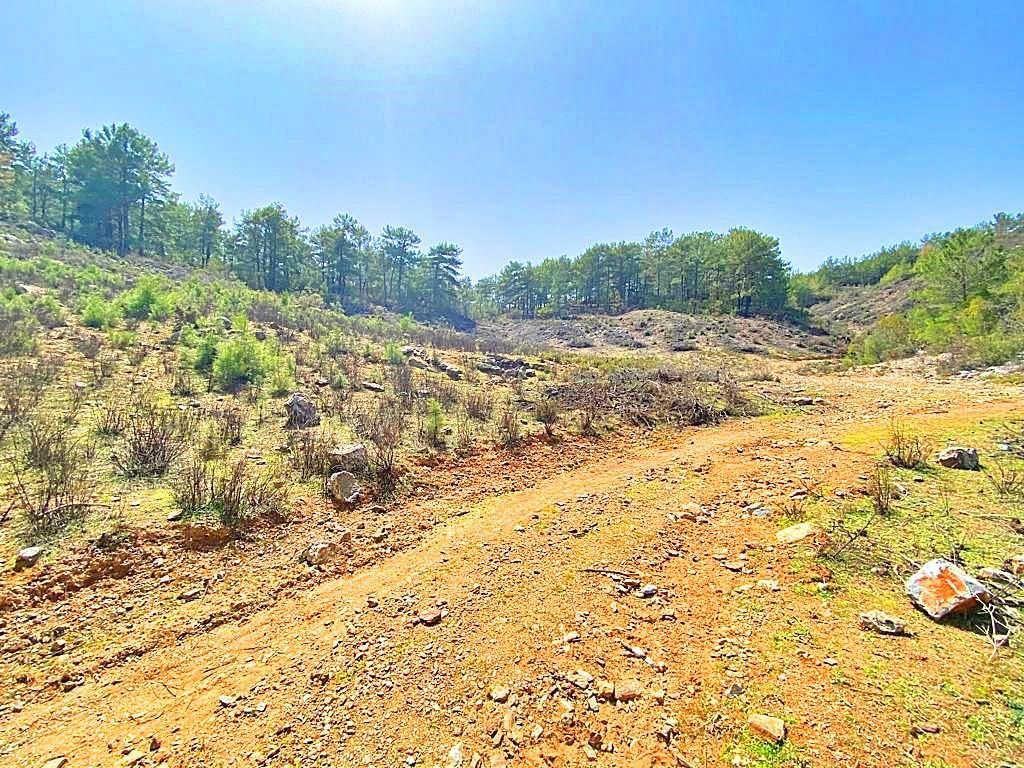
<box><xmin>1</xmin><ymin>112</ymin><xmax>793</xmax><ymax>320</ymax></box>
<box><xmin>474</xmin><ymin>228</ymin><xmax>789</xmax><ymax>318</ymax></box>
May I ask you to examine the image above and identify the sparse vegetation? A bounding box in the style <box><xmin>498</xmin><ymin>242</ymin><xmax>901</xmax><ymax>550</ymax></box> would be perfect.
<box><xmin>0</xmin><ymin>90</ymin><xmax>1021</xmax><ymax>768</ymax></box>
<box><xmin>883</xmin><ymin>420</ymin><xmax>931</xmax><ymax>469</ymax></box>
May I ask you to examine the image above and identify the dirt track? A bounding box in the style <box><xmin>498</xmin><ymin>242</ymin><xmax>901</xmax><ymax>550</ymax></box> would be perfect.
<box><xmin>3</xmin><ymin>366</ymin><xmax>1023</xmax><ymax>768</ymax></box>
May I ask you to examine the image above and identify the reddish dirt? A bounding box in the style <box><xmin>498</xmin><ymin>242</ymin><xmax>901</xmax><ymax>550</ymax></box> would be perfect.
<box><xmin>1</xmin><ymin>366</ymin><xmax>1023</xmax><ymax>768</ymax></box>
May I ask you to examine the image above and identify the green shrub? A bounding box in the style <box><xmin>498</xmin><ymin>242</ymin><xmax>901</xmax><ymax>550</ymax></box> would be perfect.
<box><xmin>845</xmin><ymin>314</ymin><xmax>914</xmax><ymax>365</ymax></box>
<box><xmin>179</xmin><ymin>324</ymin><xmax>222</xmax><ymax>371</ymax></box>
<box><xmin>119</xmin><ymin>276</ymin><xmax>174</xmax><ymax>320</ymax></box>
<box><xmin>108</xmin><ymin>330</ymin><xmax>137</xmax><ymax>349</ymax></box>
<box><xmin>80</xmin><ymin>295</ymin><xmax>120</xmax><ymax>329</ymax></box>
<box><xmin>209</xmin><ymin>334</ymin><xmax>294</xmax><ymax>392</ymax></box>
<box><xmin>28</xmin><ymin>293</ymin><xmax>65</xmax><ymax>328</ymax></box>
<box><xmin>0</xmin><ymin>295</ymin><xmax>40</xmax><ymax>354</ymax></box>
<box><xmin>385</xmin><ymin>341</ymin><xmax>405</xmax><ymax>365</ymax></box>
<box><xmin>425</xmin><ymin>398</ymin><xmax>445</xmax><ymax>447</ymax></box>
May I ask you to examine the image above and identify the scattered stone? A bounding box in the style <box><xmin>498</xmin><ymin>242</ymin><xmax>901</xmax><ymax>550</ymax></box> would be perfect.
<box><xmin>747</xmin><ymin>713</ymin><xmax>786</xmax><ymax>744</ymax></box>
<box><xmin>362</xmin><ymin>381</ymin><xmax>385</xmax><ymax>393</ymax></box>
<box><xmin>911</xmin><ymin>722</ymin><xmax>941</xmax><ymax>737</ymax></box>
<box><xmin>566</xmin><ymin>669</ymin><xmax>594</xmax><ymax>689</ymax></box>
<box><xmin>859</xmin><ymin>610</ymin><xmax>911</xmax><ymax>636</ymax></box>
<box><xmin>1004</xmin><ymin>554</ymin><xmax>1024</xmax><ymax>576</ymax></box>
<box><xmin>906</xmin><ymin>559</ymin><xmax>990</xmax><ymax>619</ymax></box>
<box><xmin>757</xmin><ymin>579</ymin><xmax>780</xmax><ymax>592</ymax></box>
<box><xmin>639</xmin><ymin>584</ymin><xmax>658</xmax><ymax>598</ymax></box>
<box><xmin>41</xmin><ymin>759</ymin><xmax>68</xmax><ymax>768</ymax></box>
<box><xmin>328</xmin><ymin>471</ymin><xmax>361</xmax><ymax>505</ymax></box>
<box><xmin>219</xmin><ymin>695</ymin><xmax>237</xmax><ymax>708</ymax></box>
<box><xmin>283</xmin><ymin>392</ymin><xmax>320</xmax><ymax>428</ymax></box>
<box><xmin>936</xmin><ymin>446</ymin><xmax>980</xmax><ymax>470</ymax></box>
<box><xmin>166</xmin><ymin>509</ymin><xmax>184</xmax><ymax>522</ymax></box>
<box><xmin>775</xmin><ymin>522</ymin><xmax>819</xmax><ymax>545</ymax></box>
<box><xmin>367</xmin><ymin>595</ymin><xmax>379</xmax><ymax>608</ymax></box>
<box><xmin>490</xmin><ymin>685</ymin><xmax>511</xmax><ymax>703</ymax></box>
<box><xmin>328</xmin><ymin>443</ymin><xmax>368</xmax><ymax>473</ymax></box>
<box><xmin>121</xmin><ymin>751</ymin><xmax>146</xmax><ymax>766</ymax></box>
<box><xmin>418</xmin><ymin>608</ymin><xmax>443</xmax><ymax>626</ymax></box>
<box><xmin>303</xmin><ymin>542</ymin><xmax>339</xmax><ymax>566</ymax></box>
<box><xmin>178</xmin><ymin>588</ymin><xmax>203</xmax><ymax>601</ymax></box>
<box><xmin>14</xmin><ymin>546</ymin><xmax>43</xmax><ymax>571</ymax></box>
<box><xmin>448</xmin><ymin>742</ymin><xmax>463</xmax><ymax>768</ymax></box>
<box><xmin>724</xmin><ymin>682</ymin><xmax>745</xmax><ymax>698</ymax></box>
<box><xmin>614</xmin><ymin>680</ymin><xmax>642</xmax><ymax>702</ymax></box>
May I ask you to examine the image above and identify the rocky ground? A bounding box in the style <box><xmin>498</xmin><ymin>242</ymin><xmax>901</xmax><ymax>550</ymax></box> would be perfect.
<box><xmin>2</xmin><ymin>362</ymin><xmax>1024</xmax><ymax>768</ymax></box>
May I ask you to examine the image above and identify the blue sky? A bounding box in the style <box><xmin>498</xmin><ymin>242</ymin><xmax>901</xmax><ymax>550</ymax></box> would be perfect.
<box><xmin>3</xmin><ymin>0</ymin><xmax>1022</xmax><ymax>278</ymax></box>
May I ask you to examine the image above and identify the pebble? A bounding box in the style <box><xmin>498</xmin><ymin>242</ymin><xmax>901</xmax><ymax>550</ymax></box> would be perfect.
<box><xmin>614</xmin><ymin>679</ymin><xmax>642</xmax><ymax>702</ymax></box>
<box><xmin>418</xmin><ymin>608</ymin><xmax>443</xmax><ymax>626</ymax></box>
<box><xmin>490</xmin><ymin>685</ymin><xmax>511</xmax><ymax>703</ymax></box>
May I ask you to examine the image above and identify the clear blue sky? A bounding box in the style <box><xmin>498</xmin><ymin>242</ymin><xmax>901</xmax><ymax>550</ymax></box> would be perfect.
<box><xmin>3</xmin><ymin>0</ymin><xmax>1022</xmax><ymax>278</ymax></box>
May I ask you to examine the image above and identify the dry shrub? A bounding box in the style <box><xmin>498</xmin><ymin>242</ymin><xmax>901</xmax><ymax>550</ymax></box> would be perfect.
<box><xmin>425</xmin><ymin>376</ymin><xmax>460</xmax><ymax>408</ymax></box>
<box><xmin>211</xmin><ymin>404</ymin><xmax>246</xmax><ymax>446</ymax></box>
<box><xmin>171</xmin><ymin>367</ymin><xmax>198</xmax><ymax>396</ymax></box>
<box><xmin>549</xmin><ymin>365</ymin><xmax>733</xmax><ymax>431</ymax></box>
<box><xmin>883</xmin><ymin>420</ymin><xmax>931</xmax><ymax>469</ymax></box>
<box><xmin>1</xmin><ymin>359</ymin><xmax>55</xmax><ymax>441</ymax></box>
<box><xmin>455</xmin><ymin>415</ymin><xmax>473</xmax><ymax>452</ymax></box>
<box><xmin>986</xmin><ymin>461</ymin><xmax>1024</xmax><ymax>497</ymax></box>
<box><xmin>866</xmin><ymin>463</ymin><xmax>897</xmax><ymax>515</ymax></box>
<box><xmin>175</xmin><ymin>457</ymin><xmax>287</xmax><ymax>530</ymax></box>
<box><xmin>97</xmin><ymin>401</ymin><xmax>129</xmax><ymax>436</ymax></box>
<box><xmin>321</xmin><ymin>387</ymin><xmax>353</xmax><ymax>419</ymax></box>
<box><xmin>388</xmin><ymin>363</ymin><xmax>414</xmax><ymax>409</ymax></box>
<box><xmin>288</xmin><ymin>427</ymin><xmax>336</xmax><ymax>480</ymax></box>
<box><xmin>497</xmin><ymin>402</ymin><xmax>521</xmax><ymax>448</ymax></box>
<box><xmin>23</xmin><ymin>412</ymin><xmax>80</xmax><ymax>468</ymax></box>
<box><xmin>465</xmin><ymin>389</ymin><xmax>493</xmax><ymax>421</ymax></box>
<box><xmin>112</xmin><ymin>404</ymin><xmax>191</xmax><ymax>477</ymax></box>
<box><xmin>176</xmin><ymin>455</ymin><xmax>215</xmax><ymax>516</ymax></box>
<box><xmin>10</xmin><ymin>429</ymin><xmax>97</xmax><ymax>536</ymax></box>
<box><xmin>354</xmin><ymin>397</ymin><xmax>405</xmax><ymax>493</ymax></box>
<box><xmin>80</xmin><ymin>335</ymin><xmax>102</xmax><ymax>360</ymax></box>
<box><xmin>535</xmin><ymin>397</ymin><xmax>559</xmax><ymax>437</ymax></box>
<box><xmin>91</xmin><ymin>352</ymin><xmax>118</xmax><ymax>385</ymax></box>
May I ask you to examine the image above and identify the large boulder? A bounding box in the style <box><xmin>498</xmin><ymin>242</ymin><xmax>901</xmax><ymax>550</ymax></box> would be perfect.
<box><xmin>329</xmin><ymin>443</ymin><xmax>368</xmax><ymax>473</ymax></box>
<box><xmin>906</xmin><ymin>558</ymin><xmax>989</xmax><ymax>619</ymax></box>
<box><xmin>936</xmin><ymin>446</ymin><xmax>980</xmax><ymax>470</ymax></box>
<box><xmin>284</xmin><ymin>392</ymin><xmax>320</xmax><ymax>429</ymax></box>
<box><xmin>328</xmin><ymin>471</ymin><xmax>361</xmax><ymax>505</ymax></box>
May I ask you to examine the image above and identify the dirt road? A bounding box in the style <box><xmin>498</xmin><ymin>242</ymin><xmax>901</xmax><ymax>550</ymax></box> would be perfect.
<box><xmin>3</xmin><ymin>366</ymin><xmax>1023</xmax><ymax>767</ymax></box>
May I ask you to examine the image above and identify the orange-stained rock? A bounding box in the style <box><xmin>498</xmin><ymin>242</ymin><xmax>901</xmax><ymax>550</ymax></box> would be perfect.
<box><xmin>906</xmin><ymin>559</ymin><xmax>989</xmax><ymax>619</ymax></box>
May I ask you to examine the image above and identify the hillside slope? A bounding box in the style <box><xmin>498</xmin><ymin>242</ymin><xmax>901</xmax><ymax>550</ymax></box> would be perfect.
<box><xmin>479</xmin><ymin>309</ymin><xmax>839</xmax><ymax>358</ymax></box>
<box><xmin>807</xmin><ymin>279</ymin><xmax>920</xmax><ymax>334</ymax></box>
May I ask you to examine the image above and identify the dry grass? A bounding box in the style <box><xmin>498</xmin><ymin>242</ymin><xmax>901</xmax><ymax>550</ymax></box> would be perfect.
<box><xmin>883</xmin><ymin>419</ymin><xmax>931</xmax><ymax>469</ymax></box>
